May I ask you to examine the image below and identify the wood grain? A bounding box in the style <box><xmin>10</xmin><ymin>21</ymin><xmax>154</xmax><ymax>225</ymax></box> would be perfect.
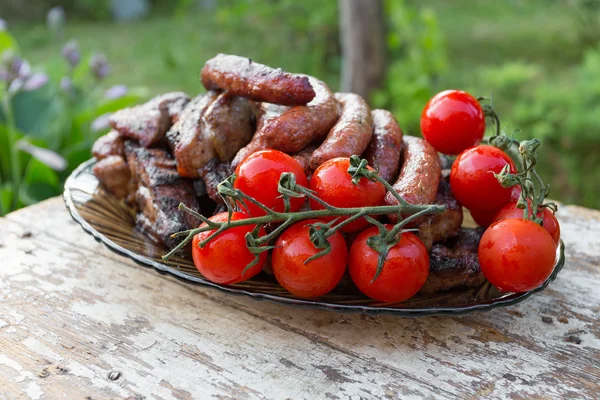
<box><xmin>0</xmin><ymin>197</ymin><xmax>598</xmax><ymax>399</ymax></box>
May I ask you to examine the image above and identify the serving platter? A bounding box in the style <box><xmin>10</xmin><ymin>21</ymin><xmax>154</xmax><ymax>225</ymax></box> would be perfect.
<box><xmin>64</xmin><ymin>158</ymin><xmax>565</xmax><ymax>316</ymax></box>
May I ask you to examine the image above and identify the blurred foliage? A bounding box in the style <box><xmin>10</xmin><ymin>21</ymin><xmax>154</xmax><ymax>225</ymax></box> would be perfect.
<box><xmin>0</xmin><ymin>26</ymin><xmax>146</xmax><ymax>215</ymax></box>
<box><xmin>372</xmin><ymin>0</ymin><xmax>447</xmax><ymax>136</ymax></box>
<box><xmin>5</xmin><ymin>0</ymin><xmax>600</xmax><ymax>209</ymax></box>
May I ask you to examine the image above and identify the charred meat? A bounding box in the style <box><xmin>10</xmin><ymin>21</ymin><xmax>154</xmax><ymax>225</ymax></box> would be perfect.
<box><xmin>417</xmin><ymin>171</ymin><xmax>463</xmax><ymax>249</ymax></box>
<box><xmin>92</xmin><ymin>155</ymin><xmax>131</xmax><ymax>199</ymax></box>
<box><xmin>420</xmin><ymin>228</ymin><xmax>486</xmax><ymax>294</ymax></box>
<box><xmin>92</xmin><ymin>130</ymin><xmax>125</xmax><ymax>160</ymax></box>
<box><xmin>110</xmin><ymin>92</ymin><xmax>190</xmax><ymax>148</ymax></box>
<box><xmin>125</xmin><ymin>141</ymin><xmax>200</xmax><ymax>248</ymax></box>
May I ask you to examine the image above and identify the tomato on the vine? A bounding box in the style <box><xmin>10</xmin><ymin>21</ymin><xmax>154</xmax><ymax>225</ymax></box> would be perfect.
<box><xmin>309</xmin><ymin>157</ymin><xmax>386</xmax><ymax>232</ymax></box>
<box><xmin>450</xmin><ymin>145</ymin><xmax>517</xmax><ymax>212</ymax></box>
<box><xmin>494</xmin><ymin>200</ymin><xmax>560</xmax><ymax>244</ymax></box>
<box><xmin>192</xmin><ymin>212</ymin><xmax>266</xmax><ymax>284</ymax></box>
<box><xmin>469</xmin><ymin>208</ymin><xmax>497</xmax><ymax>228</ymax></box>
<box><xmin>421</xmin><ymin>90</ymin><xmax>486</xmax><ymax>155</ymax></box>
<box><xmin>349</xmin><ymin>227</ymin><xmax>429</xmax><ymax>303</ymax></box>
<box><xmin>478</xmin><ymin>219</ymin><xmax>556</xmax><ymax>292</ymax></box>
<box><xmin>234</xmin><ymin>149</ymin><xmax>308</xmax><ymax>217</ymax></box>
<box><xmin>271</xmin><ymin>219</ymin><xmax>347</xmax><ymax>298</ymax></box>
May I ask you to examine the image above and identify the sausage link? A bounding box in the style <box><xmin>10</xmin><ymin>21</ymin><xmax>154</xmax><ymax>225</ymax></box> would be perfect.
<box><xmin>309</xmin><ymin>93</ymin><xmax>372</xmax><ymax>170</ymax></box>
<box><xmin>200</xmin><ymin>54</ymin><xmax>316</xmax><ymax>106</ymax></box>
<box><xmin>292</xmin><ymin>146</ymin><xmax>317</xmax><ymax>178</ymax></box>
<box><xmin>363</xmin><ymin>109</ymin><xmax>403</xmax><ymax>183</ymax></box>
<box><xmin>385</xmin><ymin>135</ymin><xmax>441</xmax><ymax>207</ymax></box>
<box><xmin>231</xmin><ymin>76</ymin><xmax>338</xmax><ymax>167</ymax></box>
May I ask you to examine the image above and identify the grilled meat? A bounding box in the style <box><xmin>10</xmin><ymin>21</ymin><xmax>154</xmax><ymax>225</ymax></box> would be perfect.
<box><xmin>309</xmin><ymin>92</ymin><xmax>373</xmax><ymax>170</ymax></box>
<box><xmin>364</xmin><ymin>109</ymin><xmax>403</xmax><ymax>183</ymax></box>
<box><xmin>420</xmin><ymin>228</ymin><xmax>486</xmax><ymax>294</ymax></box>
<box><xmin>92</xmin><ymin>130</ymin><xmax>125</xmax><ymax>160</ymax></box>
<box><xmin>201</xmin><ymin>53</ymin><xmax>316</xmax><ymax>106</ymax></box>
<box><xmin>169</xmin><ymin>92</ymin><xmax>220</xmax><ymax>178</ymax></box>
<box><xmin>110</xmin><ymin>92</ymin><xmax>190</xmax><ymax>148</ymax></box>
<box><xmin>92</xmin><ymin>155</ymin><xmax>131</xmax><ymax>199</ymax></box>
<box><xmin>232</xmin><ymin>76</ymin><xmax>339</xmax><ymax>168</ymax></box>
<box><xmin>203</xmin><ymin>92</ymin><xmax>255</xmax><ymax>163</ymax></box>
<box><xmin>198</xmin><ymin>159</ymin><xmax>233</xmax><ymax>205</ymax></box>
<box><xmin>292</xmin><ymin>146</ymin><xmax>317</xmax><ymax>177</ymax></box>
<box><xmin>418</xmin><ymin>171</ymin><xmax>463</xmax><ymax>249</ymax></box>
<box><xmin>125</xmin><ymin>141</ymin><xmax>200</xmax><ymax>248</ymax></box>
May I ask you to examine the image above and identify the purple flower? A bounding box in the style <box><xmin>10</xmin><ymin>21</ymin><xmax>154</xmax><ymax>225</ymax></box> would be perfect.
<box><xmin>0</xmin><ymin>67</ymin><xmax>9</xmax><ymax>82</ymax></box>
<box><xmin>104</xmin><ymin>84</ymin><xmax>128</xmax><ymax>100</ymax></box>
<box><xmin>23</xmin><ymin>73</ymin><xmax>48</xmax><ymax>91</ymax></box>
<box><xmin>17</xmin><ymin>60</ymin><xmax>31</xmax><ymax>79</ymax></box>
<box><xmin>90</xmin><ymin>113</ymin><xmax>112</xmax><ymax>132</ymax></box>
<box><xmin>17</xmin><ymin>141</ymin><xmax>67</xmax><ymax>171</ymax></box>
<box><xmin>89</xmin><ymin>53</ymin><xmax>111</xmax><ymax>80</ymax></box>
<box><xmin>0</xmin><ymin>19</ymin><xmax>7</xmax><ymax>31</ymax></box>
<box><xmin>8</xmin><ymin>78</ymin><xmax>23</xmax><ymax>94</ymax></box>
<box><xmin>61</xmin><ymin>40</ymin><xmax>80</xmax><ymax>68</ymax></box>
<box><xmin>60</xmin><ymin>76</ymin><xmax>73</xmax><ymax>93</ymax></box>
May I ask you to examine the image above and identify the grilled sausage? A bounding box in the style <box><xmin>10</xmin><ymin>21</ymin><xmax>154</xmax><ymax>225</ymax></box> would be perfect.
<box><xmin>201</xmin><ymin>54</ymin><xmax>316</xmax><ymax>106</ymax></box>
<box><xmin>385</xmin><ymin>135</ymin><xmax>441</xmax><ymax>208</ymax></box>
<box><xmin>232</xmin><ymin>76</ymin><xmax>339</xmax><ymax>167</ymax></box>
<box><xmin>309</xmin><ymin>93</ymin><xmax>372</xmax><ymax>170</ymax></box>
<box><xmin>363</xmin><ymin>109</ymin><xmax>403</xmax><ymax>183</ymax></box>
<box><xmin>292</xmin><ymin>146</ymin><xmax>317</xmax><ymax>178</ymax></box>
<box><xmin>203</xmin><ymin>92</ymin><xmax>255</xmax><ymax>163</ymax></box>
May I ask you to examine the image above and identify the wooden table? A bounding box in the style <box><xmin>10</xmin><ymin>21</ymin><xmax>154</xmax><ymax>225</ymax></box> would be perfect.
<box><xmin>1</xmin><ymin>197</ymin><xmax>598</xmax><ymax>399</ymax></box>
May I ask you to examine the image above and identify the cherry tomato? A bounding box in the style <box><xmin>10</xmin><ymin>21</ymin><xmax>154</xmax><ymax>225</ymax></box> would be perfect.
<box><xmin>478</xmin><ymin>219</ymin><xmax>556</xmax><ymax>292</ymax></box>
<box><xmin>192</xmin><ymin>212</ymin><xmax>266</xmax><ymax>284</ymax></box>
<box><xmin>421</xmin><ymin>90</ymin><xmax>485</xmax><ymax>155</ymax></box>
<box><xmin>450</xmin><ymin>145</ymin><xmax>517</xmax><ymax>212</ymax></box>
<box><xmin>494</xmin><ymin>200</ymin><xmax>560</xmax><ymax>244</ymax></box>
<box><xmin>234</xmin><ymin>149</ymin><xmax>308</xmax><ymax>217</ymax></box>
<box><xmin>271</xmin><ymin>219</ymin><xmax>347</xmax><ymax>298</ymax></box>
<box><xmin>349</xmin><ymin>227</ymin><xmax>429</xmax><ymax>303</ymax></box>
<box><xmin>470</xmin><ymin>186</ymin><xmax>523</xmax><ymax>228</ymax></box>
<box><xmin>470</xmin><ymin>208</ymin><xmax>497</xmax><ymax>228</ymax></box>
<box><xmin>309</xmin><ymin>157</ymin><xmax>386</xmax><ymax>232</ymax></box>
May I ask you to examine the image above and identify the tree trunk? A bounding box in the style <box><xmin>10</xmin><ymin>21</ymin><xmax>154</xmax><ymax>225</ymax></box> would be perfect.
<box><xmin>339</xmin><ymin>0</ymin><xmax>386</xmax><ymax>99</ymax></box>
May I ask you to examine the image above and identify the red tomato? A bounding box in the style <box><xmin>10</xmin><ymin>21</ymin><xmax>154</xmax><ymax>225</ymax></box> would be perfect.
<box><xmin>349</xmin><ymin>227</ymin><xmax>429</xmax><ymax>303</ymax></box>
<box><xmin>192</xmin><ymin>212</ymin><xmax>266</xmax><ymax>284</ymax></box>
<box><xmin>494</xmin><ymin>200</ymin><xmax>560</xmax><ymax>244</ymax></box>
<box><xmin>450</xmin><ymin>145</ymin><xmax>517</xmax><ymax>212</ymax></box>
<box><xmin>510</xmin><ymin>185</ymin><xmax>523</xmax><ymax>201</ymax></box>
<box><xmin>234</xmin><ymin>149</ymin><xmax>308</xmax><ymax>217</ymax></box>
<box><xmin>309</xmin><ymin>157</ymin><xmax>386</xmax><ymax>232</ymax></box>
<box><xmin>470</xmin><ymin>208</ymin><xmax>497</xmax><ymax>228</ymax></box>
<box><xmin>478</xmin><ymin>219</ymin><xmax>556</xmax><ymax>292</ymax></box>
<box><xmin>271</xmin><ymin>219</ymin><xmax>347</xmax><ymax>298</ymax></box>
<box><xmin>421</xmin><ymin>90</ymin><xmax>486</xmax><ymax>155</ymax></box>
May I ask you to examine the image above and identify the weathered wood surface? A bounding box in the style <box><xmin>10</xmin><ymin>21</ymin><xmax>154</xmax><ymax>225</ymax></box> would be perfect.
<box><xmin>0</xmin><ymin>197</ymin><xmax>598</xmax><ymax>400</ymax></box>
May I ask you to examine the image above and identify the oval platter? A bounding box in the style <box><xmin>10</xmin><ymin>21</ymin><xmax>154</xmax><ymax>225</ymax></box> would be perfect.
<box><xmin>63</xmin><ymin>158</ymin><xmax>565</xmax><ymax>317</ymax></box>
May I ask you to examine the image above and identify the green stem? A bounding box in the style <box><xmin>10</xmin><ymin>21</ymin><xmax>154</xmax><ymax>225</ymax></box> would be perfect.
<box><xmin>3</xmin><ymin>93</ymin><xmax>20</xmax><ymax>211</ymax></box>
<box><xmin>162</xmin><ymin>202</ymin><xmax>445</xmax><ymax>262</ymax></box>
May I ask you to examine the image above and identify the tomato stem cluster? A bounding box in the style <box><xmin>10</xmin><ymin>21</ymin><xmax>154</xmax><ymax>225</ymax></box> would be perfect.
<box><xmin>484</xmin><ymin>104</ymin><xmax>557</xmax><ymax>224</ymax></box>
<box><xmin>163</xmin><ymin>156</ymin><xmax>445</xmax><ymax>280</ymax></box>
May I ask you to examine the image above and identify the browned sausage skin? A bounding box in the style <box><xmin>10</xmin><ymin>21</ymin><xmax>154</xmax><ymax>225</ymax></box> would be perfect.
<box><xmin>385</xmin><ymin>135</ymin><xmax>441</xmax><ymax>208</ymax></box>
<box><xmin>363</xmin><ymin>109</ymin><xmax>403</xmax><ymax>183</ymax></box>
<box><xmin>200</xmin><ymin>54</ymin><xmax>316</xmax><ymax>106</ymax></box>
<box><xmin>309</xmin><ymin>93</ymin><xmax>373</xmax><ymax>170</ymax></box>
<box><xmin>292</xmin><ymin>146</ymin><xmax>317</xmax><ymax>178</ymax></box>
<box><xmin>231</xmin><ymin>76</ymin><xmax>339</xmax><ymax>167</ymax></box>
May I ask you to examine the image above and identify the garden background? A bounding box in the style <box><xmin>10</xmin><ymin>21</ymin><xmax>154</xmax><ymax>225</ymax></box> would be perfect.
<box><xmin>1</xmin><ymin>0</ymin><xmax>599</xmax><ymax>215</ymax></box>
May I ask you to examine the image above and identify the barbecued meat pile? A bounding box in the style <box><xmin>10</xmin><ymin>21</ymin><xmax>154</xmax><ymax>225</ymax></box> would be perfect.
<box><xmin>91</xmin><ymin>53</ymin><xmax>485</xmax><ymax>295</ymax></box>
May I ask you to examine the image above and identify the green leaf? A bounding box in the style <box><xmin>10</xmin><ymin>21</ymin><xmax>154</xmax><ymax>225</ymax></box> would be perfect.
<box><xmin>0</xmin><ymin>30</ymin><xmax>18</xmax><ymax>54</ymax></box>
<box><xmin>0</xmin><ymin>184</ymin><xmax>13</xmax><ymax>216</ymax></box>
<box><xmin>18</xmin><ymin>158</ymin><xmax>61</xmax><ymax>206</ymax></box>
